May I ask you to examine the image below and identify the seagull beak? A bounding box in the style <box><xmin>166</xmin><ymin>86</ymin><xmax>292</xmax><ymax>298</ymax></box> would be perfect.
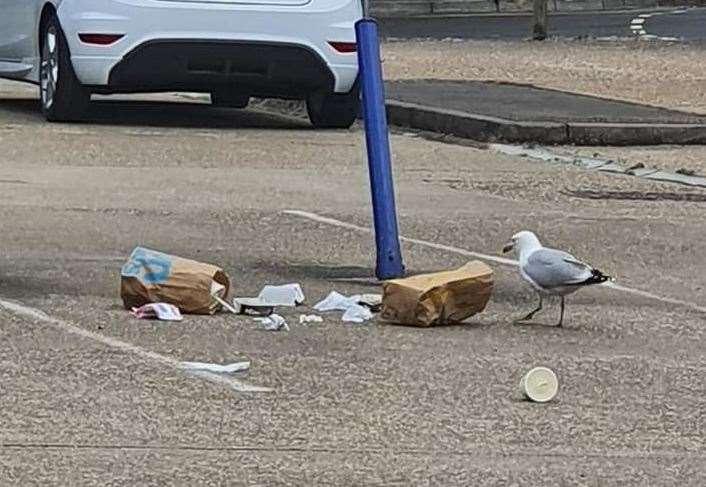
<box><xmin>502</xmin><ymin>241</ymin><xmax>514</xmax><ymax>254</ymax></box>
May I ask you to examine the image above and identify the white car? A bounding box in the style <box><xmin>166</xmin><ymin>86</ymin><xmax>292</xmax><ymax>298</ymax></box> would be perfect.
<box><xmin>0</xmin><ymin>0</ymin><xmax>362</xmax><ymax>127</ymax></box>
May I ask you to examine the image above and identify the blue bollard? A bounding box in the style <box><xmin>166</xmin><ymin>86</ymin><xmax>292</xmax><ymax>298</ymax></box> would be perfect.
<box><xmin>356</xmin><ymin>18</ymin><xmax>405</xmax><ymax>280</ymax></box>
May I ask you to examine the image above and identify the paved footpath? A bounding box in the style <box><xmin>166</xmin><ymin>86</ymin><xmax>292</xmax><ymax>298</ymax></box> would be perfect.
<box><xmin>0</xmin><ymin>80</ymin><xmax>704</xmax><ymax>485</ymax></box>
<box><xmin>385</xmin><ymin>79</ymin><xmax>706</xmax><ymax>144</ymax></box>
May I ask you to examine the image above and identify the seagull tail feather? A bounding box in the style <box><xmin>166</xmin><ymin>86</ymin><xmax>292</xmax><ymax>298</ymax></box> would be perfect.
<box><xmin>579</xmin><ymin>268</ymin><xmax>613</xmax><ymax>286</ymax></box>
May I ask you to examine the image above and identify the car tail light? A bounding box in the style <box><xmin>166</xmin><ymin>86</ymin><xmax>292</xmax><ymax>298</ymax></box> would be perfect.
<box><xmin>328</xmin><ymin>41</ymin><xmax>357</xmax><ymax>54</ymax></box>
<box><xmin>78</xmin><ymin>34</ymin><xmax>124</xmax><ymax>45</ymax></box>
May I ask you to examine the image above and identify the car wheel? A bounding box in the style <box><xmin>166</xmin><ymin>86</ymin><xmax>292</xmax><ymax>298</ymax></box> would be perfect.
<box><xmin>210</xmin><ymin>91</ymin><xmax>249</xmax><ymax>109</ymax></box>
<box><xmin>40</xmin><ymin>15</ymin><xmax>90</xmax><ymax>122</ymax></box>
<box><xmin>306</xmin><ymin>89</ymin><xmax>359</xmax><ymax>129</ymax></box>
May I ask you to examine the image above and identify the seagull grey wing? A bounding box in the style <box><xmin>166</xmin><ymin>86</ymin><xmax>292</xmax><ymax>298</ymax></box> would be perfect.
<box><xmin>524</xmin><ymin>248</ymin><xmax>593</xmax><ymax>288</ymax></box>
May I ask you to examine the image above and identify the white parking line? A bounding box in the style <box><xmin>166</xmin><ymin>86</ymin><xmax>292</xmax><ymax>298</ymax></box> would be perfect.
<box><xmin>283</xmin><ymin>210</ymin><xmax>517</xmax><ymax>267</ymax></box>
<box><xmin>284</xmin><ymin>210</ymin><xmax>706</xmax><ymax>315</ymax></box>
<box><xmin>0</xmin><ymin>299</ymin><xmax>272</xmax><ymax>394</ymax></box>
<box><xmin>629</xmin><ymin>10</ymin><xmax>685</xmax><ymax>42</ymax></box>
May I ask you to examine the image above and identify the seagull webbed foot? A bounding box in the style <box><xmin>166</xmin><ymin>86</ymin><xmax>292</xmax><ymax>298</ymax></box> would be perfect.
<box><xmin>514</xmin><ymin>296</ymin><xmax>543</xmax><ymax>324</ymax></box>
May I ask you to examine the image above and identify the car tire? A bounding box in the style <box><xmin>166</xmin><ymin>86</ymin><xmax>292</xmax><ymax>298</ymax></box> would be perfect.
<box><xmin>40</xmin><ymin>14</ymin><xmax>90</xmax><ymax>122</ymax></box>
<box><xmin>210</xmin><ymin>91</ymin><xmax>249</xmax><ymax>109</ymax></box>
<box><xmin>306</xmin><ymin>89</ymin><xmax>359</xmax><ymax>129</ymax></box>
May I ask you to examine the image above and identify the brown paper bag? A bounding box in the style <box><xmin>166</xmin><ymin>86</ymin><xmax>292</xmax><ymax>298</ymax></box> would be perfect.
<box><xmin>120</xmin><ymin>247</ymin><xmax>230</xmax><ymax>315</ymax></box>
<box><xmin>381</xmin><ymin>261</ymin><xmax>493</xmax><ymax>327</ymax></box>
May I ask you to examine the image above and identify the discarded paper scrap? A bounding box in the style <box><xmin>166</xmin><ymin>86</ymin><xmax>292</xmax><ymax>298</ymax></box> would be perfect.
<box><xmin>299</xmin><ymin>314</ymin><xmax>324</xmax><ymax>324</ymax></box>
<box><xmin>258</xmin><ymin>283</ymin><xmax>305</xmax><ymax>306</ymax></box>
<box><xmin>314</xmin><ymin>291</ymin><xmax>375</xmax><ymax>323</ymax></box>
<box><xmin>359</xmin><ymin>294</ymin><xmax>383</xmax><ymax>312</ymax></box>
<box><xmin>120</xmin><ymin>247</ymin><xmax>230</xmax><ymax>315</ymax></box>
<box><xmin>255</xmin><ymin>314</ymin><xmax>290</xmax><ymax>332</ymax></box>
<box><xmin>314</xmin><ymin>291</ymin><xmax>360</xmax><ymax>312</ymax></box>
<box><xmin>131</xmin><ymin>303</ymin><xmax>184</xmax><ymax>322</ymax></box>
<box><xmin>181</xmin><ymin>361</ymin><xmax>250</xmax><ymax>374</ymax></box>
<box><xmin>233</xmin><ymin>283</ymin><xmax>304</xmax><ymax>316</ymax></box>
<box><xmin>381</xmin><ymin>261</ymin><xmax>493</xmax><ymax>327</ymax></box>
<box><xmin>342</xmin><ymin>305</ymin><xmax>373</xmax><ymax>323</ymax></box>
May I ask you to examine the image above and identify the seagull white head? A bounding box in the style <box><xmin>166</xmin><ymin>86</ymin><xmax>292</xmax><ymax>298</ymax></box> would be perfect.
<box><xmin>502</xmin><ymin>231</ymin><xmax>542</xmax><ymax>255</ymax></box>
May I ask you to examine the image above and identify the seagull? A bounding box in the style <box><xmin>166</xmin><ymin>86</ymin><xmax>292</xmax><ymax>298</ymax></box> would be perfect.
<box><xmin>502</xmin><ymin>231</ymin><xmax>612</xmax><ymax>327</ymax></box>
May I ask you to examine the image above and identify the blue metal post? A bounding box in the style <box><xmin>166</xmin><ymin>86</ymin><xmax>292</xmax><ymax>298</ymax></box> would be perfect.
<box><xmin>356</xmin><ymin>18</ymin><xmax>405</xmax><ymax>280</ymax></box>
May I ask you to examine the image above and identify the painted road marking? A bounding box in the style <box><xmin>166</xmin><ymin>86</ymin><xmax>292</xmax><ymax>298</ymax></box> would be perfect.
<box><xmin>0</xmin><ymin>299</ymin><xmax>272</xmax><ymax>394</ymax></box>
<box><xmin>629</xmin><ymin>10</ymin><xmax>686</xmax><ymax>41</ymax></box>
<box><xmin>284</xmin><ymin>210</ymin><xmax>706</xmax><ymax>315</ymax></box>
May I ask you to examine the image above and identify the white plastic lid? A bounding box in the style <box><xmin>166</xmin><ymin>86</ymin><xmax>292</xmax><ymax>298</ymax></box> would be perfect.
<box><xmin>521</xmin><ymin>367</ymin><xmax>558</xmax><ymax>403</ymax></box>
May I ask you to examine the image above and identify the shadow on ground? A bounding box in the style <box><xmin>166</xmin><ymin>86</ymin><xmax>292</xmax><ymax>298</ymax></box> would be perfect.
<box><xmin>0</xmin><ymin>97</ymin><xmax>310</xmax><ymax>130</ymax></box>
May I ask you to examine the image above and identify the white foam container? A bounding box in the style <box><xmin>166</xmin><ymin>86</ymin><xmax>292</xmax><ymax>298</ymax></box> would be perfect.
<box><xmin>519</xmin><ymin>367</ymin><xmax>558</xmax><ymax>403</ymax></box>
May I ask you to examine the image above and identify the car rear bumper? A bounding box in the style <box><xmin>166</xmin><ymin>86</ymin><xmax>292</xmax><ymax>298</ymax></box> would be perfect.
<box><xmin>99</xmin><ymin>40</ymin><xmax>336</xmax><ymax>97</ymax></box>
<box><xmin>57</xmin><ymin>0</ymin><xmax>361</xmax><ymax>94</ymax></box>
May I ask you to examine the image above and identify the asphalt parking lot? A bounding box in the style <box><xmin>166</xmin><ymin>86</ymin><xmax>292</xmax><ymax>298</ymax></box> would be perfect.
<box><xmin>0</xmin><ymin>79</ymin><xmax>704</xmax><ymax>485</ymax></box>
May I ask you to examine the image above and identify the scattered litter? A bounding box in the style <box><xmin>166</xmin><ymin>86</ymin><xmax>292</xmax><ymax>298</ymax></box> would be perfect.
<box><xmin>130</xmin><ymin>303</ymin><xmax>184</xmax><ymax>321</ymax></box>
<box><xmin>314</xmin><ymin>291</ymin><xmax>374</xmax><ymax>323</ymax></box>
<box><xmin>121</xmin><ymin>247</ymin><xmax>230</xmax><ymax>314</ymax></box>
<box><xmin>299</xmin><ymin>314</ymin><xmax>324</xmax><ymax>324</ymax></box>
<box><xmin>358</xmin><ymin>294</ymin><xmax>383</xmax><ymax>312</ymax></box>
<box><xmin>381</xmin><ymin>262</ymin><xmax>493</xmax><ymax>327</ymax></box>
<box><xmin>314</xmin><ymin>291</ymin><xmax>361</xmax><ymax>312</ymax></box>
<box><xmin>255</xmin><ymin>314</ymin><xmax>290</xmax><ymax>332</ymax></box>
<box><xmin>213</xmin><ymin>294</ymin><xmax>240</xmax><ymax>315</ymax></box>
<box><xmin>258</xmin><ymin>283</ymin><xmax>305</xmax><ymax>306</ymax></box>
<box><xmin>233</xmin><ymin>298</ymin><xmax>275</xmax><ymax>316</ymax></box>
<box><xmin>181</xmin><ymin>361</ymin><xmax>250</xmax><ymax>374</ymax></box>
<box><xmin>520</xmin><ymin>367</ymin><xmax>558</xmax><ymax>403</ymax></box>
<box><xmin>210</xmin><ymin>281</ymin><xmax>240</xmax><ymax>315</ymax></box>
<box><xmin>233</xmin><ymin>283</ymin><xmax>304</xmax><ymax>316</ymax></box>
<box><xmin>342</xmin><ymin>305</ymin><xmax>373</xmax><ymax>323</ymax></box>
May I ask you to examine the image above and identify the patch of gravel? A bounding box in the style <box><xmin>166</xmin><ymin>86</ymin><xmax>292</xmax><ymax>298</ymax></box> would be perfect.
<box><xmin>420</xmin><ymin>162</ymin><xmax>706</xmax><ymax>214</ymax></box>
<box><xmin>382</xmin><ymin>39</ymin><xmax>706</xmax><ymax>115</ymax></box>
<box><xmin>250</xmin><ymin>98</ymin><xmax>308</xmax><ymax>119</ymax></box>
<box><xmin>552</xmin><ymin>145</ymin><xmax>706</xmax><ymax>177</ymax></box>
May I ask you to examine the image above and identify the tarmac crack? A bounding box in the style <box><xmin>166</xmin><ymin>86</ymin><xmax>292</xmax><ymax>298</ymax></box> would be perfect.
<box><xmin>1</xmin><ymin>443</ymin><xmax>704</xmax><ymax>461</ymax></box>
<box><xmin>564</xmin><ymin>189</ymin><xmax>706</xmax><ymax>202</ymax></box>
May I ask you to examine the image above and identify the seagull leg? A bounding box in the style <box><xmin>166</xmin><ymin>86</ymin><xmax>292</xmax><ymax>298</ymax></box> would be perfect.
<box><xmin>557</xmin><ymin>296</ymin><xmax>565</xmax><ymax>327</ymax></box>
<box><xmin>518</xmin><ymin>295</ymin><xmax>543</xmax><ymax>322</ymax></box>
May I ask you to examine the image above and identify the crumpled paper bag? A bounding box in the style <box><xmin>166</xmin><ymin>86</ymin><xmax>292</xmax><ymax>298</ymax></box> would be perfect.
<box><xmin>381</xmin><ymin>261</ymin><xmax>493</xmax><ymax>327</ymax></box>
<box><xmin>120</xmin><ymin>247</ymin><xmax>230</xmax><ymax>315</ymax></box>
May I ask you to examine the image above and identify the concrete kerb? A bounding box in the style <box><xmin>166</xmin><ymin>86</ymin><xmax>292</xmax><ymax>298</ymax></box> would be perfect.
<box><xmin>568</xmin><ymin>122</ymin><xmax>706</xmax><ymax>145</ymax></box>
<box><xmin>386</xmin><ymin>100</ymin><xmax>568</xmax><ymax>144</ymax></box>
<box><xmin>386</xmin><ymin>100</ymin><xmax>706</xmax><ymax>145</ymax></box>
